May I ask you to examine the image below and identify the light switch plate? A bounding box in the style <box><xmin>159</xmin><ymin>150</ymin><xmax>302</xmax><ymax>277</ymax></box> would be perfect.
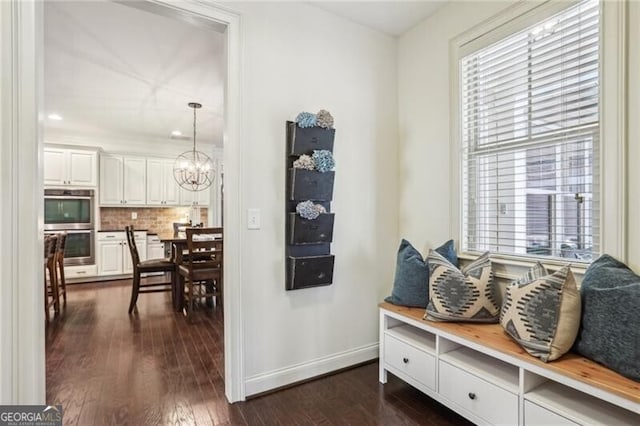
<box><xmin>131</xmin><ymin>212</ymin><xmax>137</xmax><ymax>220</ymax></box>
<box><xmin>247</xmin><ymin>208</ymin><xmax>260</xmax><ymax>230</ymax></box>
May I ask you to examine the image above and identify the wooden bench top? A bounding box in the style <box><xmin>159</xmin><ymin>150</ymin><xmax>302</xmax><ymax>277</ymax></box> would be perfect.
<box><xmin>379</xmin><ymin>302</ymin><xmax>640</xmax><ymax>405</ymax></box>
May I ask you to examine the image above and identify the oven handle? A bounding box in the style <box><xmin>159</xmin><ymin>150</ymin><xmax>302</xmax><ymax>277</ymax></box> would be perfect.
<box><xmin>45</xmin><ymin>229</ymin><xmax>92</xmax><ymax>235</ymax></box>
<box><xmin>45</xmin><ymin>196</ymin><xmax>93</xmax><ymax>200</ymax></box>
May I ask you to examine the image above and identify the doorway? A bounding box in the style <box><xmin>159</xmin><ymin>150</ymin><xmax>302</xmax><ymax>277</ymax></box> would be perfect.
<box><xmin>0</xmin><ymin>0</ymin><xmax>243</xmax><ymax>405</ymax></box>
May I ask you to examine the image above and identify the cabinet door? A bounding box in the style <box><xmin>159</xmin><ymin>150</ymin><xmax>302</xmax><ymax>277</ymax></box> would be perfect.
<box><xmin>100</xmin><ymin>155</ymin><xmax>124</xmax><ymax>205</ymax></box>
<box><xmin>123</xmin><ymin>157</ymin><xmax>146</xmax><ymax>204</ymax></box>
<box><xmin>196</xmin><ymin>187</ymin><xmax>211</xmax><ymax>207</ymax></box>
<box><xmin>180</xmin><ymin>186</ymin><xmax>196</xmax><ymax>206</ymax></box>
<box><xmin>43</xmin><ymin>148</ymin><xmax>67</xmax><ymax>186</ymax></box>
<box><xmin>146</xmin><ymin>159</ymin><xmax>165</xmax><ymax>205</ymax></box>
<box><xmin>147</xmin><ymin>244</ymin><xmax>165</xmax><ymax>260</ymax></box>
<box><xmin>163</xmin><ymin>160</ymin><xmax>180</xmax><ymax>205</ymax></box>
<box><xmin>68</xmin><ymin>150</ymin><xmax>97</xmax><ymax>186</ymax></box>
<box><xmin>98</xmin><ymin>241</ymin><xmax>123</xmax><ymax>275</ymax></box>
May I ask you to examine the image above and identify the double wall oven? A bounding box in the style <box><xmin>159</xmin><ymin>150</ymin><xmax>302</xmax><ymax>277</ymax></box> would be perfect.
<box><xmin>44</xmin><ymin>189</ymin><xmax>95</xmax><ymax>265</ymax></box>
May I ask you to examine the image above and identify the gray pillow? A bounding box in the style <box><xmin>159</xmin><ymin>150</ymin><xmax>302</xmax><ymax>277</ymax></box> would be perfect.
<box><xmin>574</xmin><ymin>255</ymin><xmax>640</xmax><ymax>381</ymax></box>
<box><xmin>384</xmin><ymin>239</ymin><xmax>457</xmax><ymax>308</ymax></box>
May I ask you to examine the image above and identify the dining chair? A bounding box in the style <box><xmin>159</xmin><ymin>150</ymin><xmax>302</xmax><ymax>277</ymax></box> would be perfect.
<box><xmin>173</xmin><ymin>221</ymin><xmax>191</xmax><ymax>238</ymax></box>
<box><xmin>125</xmin><ymin>226</ymin><xmax>175</xmax><ymax>314</ymax></box>
<box><xmin>55</xmin><ymin>232</ymin><xmax>67</xmax><ymax>308</ymax></box>
<box><xmin>44</xmin><ymin>234</ymin><xmax>59</xmax><ymax>322</ymax></box>
<box><xmin>178</xmin><ymin>227</ymin><xmax>223</xmax><ymax>321</ymax></box>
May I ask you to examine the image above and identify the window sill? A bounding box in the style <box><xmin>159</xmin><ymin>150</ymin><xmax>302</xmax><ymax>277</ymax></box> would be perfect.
<box><xmin>458</xmin><ymin>252</ymin><xmax>589</xmax><ymax>282</ymax></box>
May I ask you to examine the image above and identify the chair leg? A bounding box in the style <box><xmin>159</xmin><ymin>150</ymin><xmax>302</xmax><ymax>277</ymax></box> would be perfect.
<box><xmin>44</xmin><ymin>265</ymin><xmax>50</xmax><ymax>323</ymax></box>
<box><xmin>128</xmin><ymin>272</ymin><xmax>140</xmax><ymax>314</ymax></box>
<box><xmin>57</xmin><ymin>258</ymin><xmax>67</xmax><ymax>307</ymax></box>
<box><xmin>49</xmin><ymin>261</ymin><xmax>60</xmax><ymax>315</ymax></box>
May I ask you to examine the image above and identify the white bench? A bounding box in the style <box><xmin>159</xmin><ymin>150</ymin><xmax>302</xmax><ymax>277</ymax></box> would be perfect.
<box><xmin>379</xmin><ymin>302</ymin><xmax>640</xmax><ymax>425</ymax></box>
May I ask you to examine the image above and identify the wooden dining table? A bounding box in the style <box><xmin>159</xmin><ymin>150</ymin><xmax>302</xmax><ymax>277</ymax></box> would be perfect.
<box><xmin>160</xmin><ymin>234</ymin><xmax>223</xmax><ymax>312</ymax></box>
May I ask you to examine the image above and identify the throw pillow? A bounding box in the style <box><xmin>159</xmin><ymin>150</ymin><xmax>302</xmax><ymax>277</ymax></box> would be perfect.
<box><xmin>574</xmin><ymin>255</ymin><xmax>640</xmax><ymax>381</ymax></box>
<box><xmin>425</xmin><ymin>251</ymin><xmax>498</xmax><ymax>323</ymax></box>
<box><xmin>384</xmin><ymin>239</ymin><xmax>458</xmax><ymax>308</ymax></box>
<box><xmin>500</xmin><ymin>265</ymin><xmax>580</xmax><ymax>362</ymax></box>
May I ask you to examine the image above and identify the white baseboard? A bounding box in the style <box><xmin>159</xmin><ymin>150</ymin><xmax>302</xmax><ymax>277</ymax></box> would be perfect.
<box><xmin>244</xmin><ymin>342</ymin><xmax>379</xmax><ymax>397</ymax></box>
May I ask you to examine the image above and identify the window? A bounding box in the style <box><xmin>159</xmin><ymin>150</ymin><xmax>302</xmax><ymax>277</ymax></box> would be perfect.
<box><xmin>460</xmin><ymin>0</ymin><xmax>599</xmax><ymax>262</ymax></box>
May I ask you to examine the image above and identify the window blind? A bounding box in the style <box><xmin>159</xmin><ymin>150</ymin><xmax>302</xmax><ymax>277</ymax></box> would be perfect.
<box><xmin>460</xmin><ymin>0</ymin><xmax>599</xmax><ymax>261</ymax></box>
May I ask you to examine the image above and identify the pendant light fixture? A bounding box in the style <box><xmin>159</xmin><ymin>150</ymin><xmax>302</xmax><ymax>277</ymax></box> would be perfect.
<box><xmin>173</xmin><ymin>102</ymin><xmax>214</xmax><ymax>192</ymax></box>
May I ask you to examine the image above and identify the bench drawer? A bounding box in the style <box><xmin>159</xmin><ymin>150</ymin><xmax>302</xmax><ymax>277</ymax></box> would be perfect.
<box><xmin>384</xmin><ymin>334</ymin><xmax>435</xmax><ymax>390</ymax></box>
<box><xmin>524</xmin><ymin>401</ymin><xmax>578</xmax><ymax>426</ymax></box>
<box><xmin>439</xmin><ymin>361</ymin><xmax>518</xmax><ymax>425</ymax></box>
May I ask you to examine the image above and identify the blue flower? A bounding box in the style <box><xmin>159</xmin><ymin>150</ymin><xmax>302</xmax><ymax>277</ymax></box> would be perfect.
<box><xmin>296</xmin><ymin>200</ymin><xmax>321</xmax><ymax>220</ymax></box>
<box><xmin>312</xmin><ymin>150</ymin><xmax>335</xmax><ymax>173</ymax></box>
<box><xmin>296</xmin><ymin>111</ymin><xmax>317</xmax><ymax>128</ymax></box>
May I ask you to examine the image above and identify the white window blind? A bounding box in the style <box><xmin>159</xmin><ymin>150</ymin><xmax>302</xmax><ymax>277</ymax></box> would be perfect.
<box><xmin>460</xmin><ymin>0</ymin><xmax>599</xmax><ymax>261</ymax></box>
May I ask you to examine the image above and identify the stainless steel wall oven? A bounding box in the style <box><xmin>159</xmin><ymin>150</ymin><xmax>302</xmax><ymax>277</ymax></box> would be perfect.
<box><xmin>44</xmin><ymin>189</ymin><xmax>95</xmax><ymax>265</ymax></box>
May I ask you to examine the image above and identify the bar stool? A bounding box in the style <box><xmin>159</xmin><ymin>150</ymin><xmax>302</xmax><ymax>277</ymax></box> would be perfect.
<box><xmin>44</xmin><ymin>235</ymin><xmax>59</xmax><ymax>322</ymax></box>
<box><xmin>55</xmin><ymin>232</ymin><xmax>67</xmax><ymax>308</ymax></box>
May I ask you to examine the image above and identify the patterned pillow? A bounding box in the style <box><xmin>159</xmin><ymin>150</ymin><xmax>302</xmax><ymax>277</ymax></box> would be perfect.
<box><xmin>500</xmin><ymin>265</ymin><xmax>581</xmax><ymax>362</ymax></box>
<box><xmin>384</xmin><ymin>239</ymin><xmax>458</xmax><ymax>308</ymax></box>
<box><xmin>425</xmin><ymin>251</ymin><xmax>498</xmax><ymax>323</ymax></box>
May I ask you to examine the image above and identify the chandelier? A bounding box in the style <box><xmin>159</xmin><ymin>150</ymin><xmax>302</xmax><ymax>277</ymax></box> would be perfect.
<box><xmin>173</xmin><ymin>102</ymin><xmax>215</xmax><ymax>192</ymax></box>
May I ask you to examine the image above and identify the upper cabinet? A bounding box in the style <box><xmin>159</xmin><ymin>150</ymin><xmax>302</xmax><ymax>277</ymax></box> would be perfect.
<box><xmin>146</xmin><ymin>158</ymin><xmax>180</xmax><ymax>206</ymax></box>
<box><xmin>180</xmin><ymin>185</ymin><xmax>211</xmax><ymax>207</ymax></box>
<box><xmin>44</xmin><ymin>147</ymin><xmax>97</xmax><ymax>187</ymax></box>
<box><xmin>100</xmin><ymin>154</ymin><xmax>146</xmax><ymax>205</ymax></box>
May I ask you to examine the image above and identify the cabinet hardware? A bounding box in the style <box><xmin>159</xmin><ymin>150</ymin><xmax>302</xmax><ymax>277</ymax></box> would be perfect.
<box><xmin>76</xmin><ymin>271</ymin><xmax>86</xmax><ymax>274</ymax></box>
<box><xmin>403</xmin><ymin>357</ymin><xmax>409</xmax><ymax>364</ymax></box>
<box><xmin>468</xmin><ymin>392</ymin><xmax>476</xmax><ymax>400</ymax></box>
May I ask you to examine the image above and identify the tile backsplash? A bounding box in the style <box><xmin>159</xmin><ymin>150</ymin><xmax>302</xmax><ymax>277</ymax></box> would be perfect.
<box><xmin>100</xmin><ymin>207</ymin><xmax>208</xmax><ymax>235</ymax></box>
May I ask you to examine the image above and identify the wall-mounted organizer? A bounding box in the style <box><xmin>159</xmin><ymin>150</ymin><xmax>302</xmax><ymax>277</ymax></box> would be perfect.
<box><xmin>285</xmin><ymin>116</ymin><xmax>336</xmax><ymax>290</ymax></box>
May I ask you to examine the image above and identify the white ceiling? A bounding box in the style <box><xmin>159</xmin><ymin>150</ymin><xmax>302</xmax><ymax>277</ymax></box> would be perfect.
<box><xmin>44</xmin><ymin>1</ymin><xmax>445</xmax><ymax>148</ymax></box>
<box><xmin>311</xmin><ymin>1</ymin><xmax>446</xmax><ymax>36</ymax></box>
<box><xmin>44</xmin><ymin>1</ymin><xmax>225</xmax><ymax>147</ymax></box>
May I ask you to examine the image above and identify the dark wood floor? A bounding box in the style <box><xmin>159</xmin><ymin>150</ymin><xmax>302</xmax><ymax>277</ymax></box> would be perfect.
<box><xmin>46</xmin><ymin>279</ymin><xmax>472</xmax><ymax>425</ymax></box>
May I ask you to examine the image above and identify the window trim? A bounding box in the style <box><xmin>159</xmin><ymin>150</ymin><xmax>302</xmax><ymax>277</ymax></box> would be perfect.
<box><xmin>449</xmin><ymin>0</ymin><xmax>628</xmax><ymax>268</ymax></box>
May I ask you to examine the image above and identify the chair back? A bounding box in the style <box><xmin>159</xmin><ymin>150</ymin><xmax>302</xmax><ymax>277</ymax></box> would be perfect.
<box><xmin>55</xmin><ymin>232</ymin><xmax>67</xmax><ymax>257</ymax></box>
<box><xmin>184</xmin><ymin>227</ymin><xmax>223</xmax><ymax>274</ymax></box>
<box><xmin>173</xmin><ymin>221</ymin><xmax>191</xmax><ymax>238</ymax></box>
<box><xmin>44</xmin><ymin>234</ymin><xmax>57</xmax><ymax>260</ymax></box>
<box><xmin>125</xmin><ymin>226</ymin><xmax>140</xmax><ymax>267</ymax></box>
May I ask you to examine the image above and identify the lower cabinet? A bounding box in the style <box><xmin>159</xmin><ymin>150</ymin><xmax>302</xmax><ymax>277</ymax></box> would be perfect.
<box><xmin>97</xmin><ymin>231</ymin><xmax>146</xmax><ymax>276</ymax></box>
<box><xmin>379</xmin><ymin>305</ymin><xmax>640</xmax><ymax>426</ymax></box>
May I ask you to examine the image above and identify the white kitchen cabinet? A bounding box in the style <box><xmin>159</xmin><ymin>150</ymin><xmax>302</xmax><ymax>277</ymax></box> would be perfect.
<box><xmin>97</xmin><ymin>231</ymin><xmax>146</xmax><ymax>276</ymax></box>
<box><xmin>44</xmin><ymin>147</ymin><xmax>97</xmax><ymax>187</ymax></box>
<box><xmin>99</xmin><ymin>154</ymin><xmax>146</xmax><ymax>206</ymax></box>
<box><xmin>180</xmin><ymin>185</ymin><xmax>211</xmax><ymax>207</ymax></box>
<box><xmin>147</xmin><ymin>158</ymin><xmax>180</xmax><ymax>206</ymax></box>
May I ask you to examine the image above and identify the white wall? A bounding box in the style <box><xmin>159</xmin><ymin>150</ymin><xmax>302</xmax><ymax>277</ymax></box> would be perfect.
<box><xmin>397</xmin><ymin>1</ymin><xmax>512</xmax><ymax>254</ymax></box>
<box><xmin>219</xmin><ymin>2</ymin><xmax>398</xmax><ymax>394</ymax></box>
<box><xmin>627</xmin><ymin>1</ymin><xmax>640</xmax><ymax>272</ymax></box>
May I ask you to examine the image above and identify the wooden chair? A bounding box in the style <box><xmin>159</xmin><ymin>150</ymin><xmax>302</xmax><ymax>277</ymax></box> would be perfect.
<box><xmin>178</xmin><ymin>227</ymin><xmax>223</xmax><ymax>321</ymax></box>
<box><xmin>173</xmin><ymin>221</ymin><xmax>191</xmax><ymax>238</ymax></box>
<box><xmin>44</xmin><ymin>235</ymin><xmax>59</xmax><ymax>322</ymax></box>
<box><xmin>55</xmin><ymin>232</ymin><xmax>67</xmax><ymax>308</ymax></box>
<box><xmin>126</xmin><ymin>226</ymin><xmax>175</xmax><ymax>314</ymax></box>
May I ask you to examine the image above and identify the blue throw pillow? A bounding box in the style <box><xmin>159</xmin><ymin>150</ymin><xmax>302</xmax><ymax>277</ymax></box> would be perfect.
<box><xmin>385</xmin><ymin>239</ymin><xmax>457</xmax><ymax>308</ymax></box>
<box><xmin>574</xmin><ymin>255</ymin><xmax>640</xmax><ymax>381</ymax></box>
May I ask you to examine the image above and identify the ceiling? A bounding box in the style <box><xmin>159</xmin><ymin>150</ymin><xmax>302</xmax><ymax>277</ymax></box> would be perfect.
<box><xmin>44</xmin><ymin>1</ymin><xmax>445</xmax><ymax>148</ymax></box>
<box><xmin>311</xmin><ymin>1</ymin><xmax>446</xmax><ymax>36</ymax></box>
<box><xmin>44</xmin><ymin>1</ymin><xmax>225</xmax><ymax>147</ymax></box>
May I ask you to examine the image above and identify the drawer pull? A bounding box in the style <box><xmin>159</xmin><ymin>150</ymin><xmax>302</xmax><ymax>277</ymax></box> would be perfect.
<box><xmin>402</xmin><ymin>357</ymin><xmax>409</xmax><ymax>364</ymax></box>
<box><xmin>468</xmin><ymin>392</ymin><xmax>476</xmax><ymax>400</ymax></box>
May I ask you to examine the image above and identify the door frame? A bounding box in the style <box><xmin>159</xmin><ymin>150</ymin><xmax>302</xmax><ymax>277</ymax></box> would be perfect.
<box><xmin>0</xmin><ymin>0</ymin><xmax>245</xmax><ymax>403</ymax></box>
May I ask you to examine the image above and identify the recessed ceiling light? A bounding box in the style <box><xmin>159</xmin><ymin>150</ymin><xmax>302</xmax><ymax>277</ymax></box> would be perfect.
<box><xmin>171</xmin><ymin>130</ymin><xmax>182</xmax><ymax>136</ymax></box>
<box><xmin>48</xmin><ymin>113</ymin><xmax>63</xmax><ymax>121</ymax></box>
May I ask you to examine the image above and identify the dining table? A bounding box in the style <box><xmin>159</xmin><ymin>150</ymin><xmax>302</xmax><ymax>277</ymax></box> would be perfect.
<box><xmin>160</xmin><ymin>234</ymin><xmax>223</xmax><ymax>312</ymax></box>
